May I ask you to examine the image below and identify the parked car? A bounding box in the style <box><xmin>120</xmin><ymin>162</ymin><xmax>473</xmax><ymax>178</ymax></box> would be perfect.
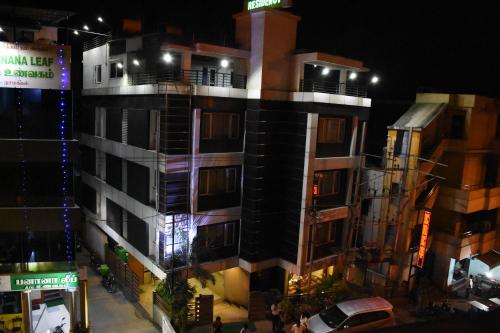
<box><xmin>308</xmin><ymin>297</ymin><xmax>395</xmax><ymax>332</ymax></box>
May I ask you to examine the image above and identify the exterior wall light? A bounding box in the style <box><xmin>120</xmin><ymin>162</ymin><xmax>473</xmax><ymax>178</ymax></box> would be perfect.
<box><xmin>349</xmin><ymin>72</ymin><xmax>357</xmax><ymax>80</ymax></box>
<box><xmin>163</xmin><ymin>53</ymin><xmax>173</xmax><ymax>63</ymax></box>
<box><xmin>321</xmin><ymin>67</ymin><xmax>330</xmax><ymax>76</ymax></box>
<box><xmin>73</xmin><ymin>30</ymin><xmax>79</xmax><ymax>35</ymax></box>
<box><xmin>98</xmin><ymin>17</ymin><xmax>104</xmax><ymax>23</ymax></box>
<box><xmin>117</xmin><ymin>63</ymin><xmax>123</xmax><ymax>69</ymax></box>
<box><xmin>371</xmin><ymin>75</ymin><xmax>379</xmax><ymax>84</ymax></box>
<box><xmin>83</xmin><ymin>25</ymin><xmax>89</xmax><ymax>31</ymax></box>
<box><xmin>220</xmin><ymin>59</ymin><xmax>229</xmax><ymax>68</ymax></box>
<box><xmin>133</xmin><ymin>59</ymin><xmax>140</xmax><ymax>66</ymax></box>
<box><xmin>0</xmin><ymin>26</ymin><xmax>4</xmax><ymax>32</ymax></box>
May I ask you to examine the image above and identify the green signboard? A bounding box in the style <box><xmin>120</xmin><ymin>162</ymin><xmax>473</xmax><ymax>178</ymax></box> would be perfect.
<box><xmin>6</xmin><ymin>272</ymin><xmax>79</xmax><ymax>291</ymax></box>
<box><xmin>247</xmin><ymin>0</ymin><xmax>282</xmax><ymax>11</ymax></box>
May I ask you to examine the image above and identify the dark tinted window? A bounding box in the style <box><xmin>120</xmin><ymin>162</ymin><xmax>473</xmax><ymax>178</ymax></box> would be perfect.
<box><xmin>106</xmin><ymin>153</ymin><xmax>122</xmax><ymax>190</ymax></box>
<box><xmin>319</xmin><ymin>305</ymin><xmax>348</xmax><ymax>328</ymax></box>
<box><xmin>109</xmin><ymin>40</ymin><xmax>126</xmax><ymax>55</ymax></box>
<box><xmin>106</xmin><ymin>108</ymin><xmax>122</xmax><ymax>142</ymax></box>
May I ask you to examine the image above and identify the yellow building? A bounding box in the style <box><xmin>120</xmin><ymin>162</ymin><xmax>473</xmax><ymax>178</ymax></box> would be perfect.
<box><xmin>358</xmin><ymin>93</ymin><xmax>500</xmax><ymax>295</ymax></box>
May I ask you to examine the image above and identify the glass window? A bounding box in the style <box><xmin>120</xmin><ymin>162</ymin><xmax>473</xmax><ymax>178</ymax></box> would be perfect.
<box><xmin>95</xmin><ymin>65</ymin><xmax>102</xmax><ymax>84</ymax></box>
<box><xmin>319</xmin><ymin>305</ymin><xmax>348</xmax><ymax>329</ymax></box>
<box><xmin>317</xmin><ymin>117</ymin><xmax>345</xmax><ymax>144</ymax></box>
<box><xmin>200</xmin><ymin>112</ymin><xmax>240</xmax><ymax>140</ymax></box>
<box><xmin>198</xmin><ymin>222</ymin><xmax>236</xmax><ymax>250</ymax></box>
<box><xmin>199</xmin><ymin>167</ymin><xmax>237</xmax><ymax>195</ymax></box>
<box><xmin>110</xmin><ymin>62</ymin><xmax>124</xmax><ymax>78</ymax></box>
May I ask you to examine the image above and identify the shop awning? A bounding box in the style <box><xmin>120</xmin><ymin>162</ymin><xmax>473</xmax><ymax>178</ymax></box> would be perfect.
<box><xmin>476</xmin><ymin>250</ymin><xmax>500</xmax><ymax>269</ymax></box>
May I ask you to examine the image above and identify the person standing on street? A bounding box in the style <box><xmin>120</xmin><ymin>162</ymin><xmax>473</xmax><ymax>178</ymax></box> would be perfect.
<box><xmin>271</xmin><ymin>302</ymin><xmax>281</xmax><ymax>332</ymax></box>
<box><xmin>213</xmin><ymin>316</ymin><xmax>223</xmax><ymax>333</ymax></box>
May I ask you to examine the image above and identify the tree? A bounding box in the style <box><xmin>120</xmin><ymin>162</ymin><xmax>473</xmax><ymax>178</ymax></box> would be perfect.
<box><xmin>156</xmin><ymin>272</ymin><xmax>196</xmax><ymax>333</ymax></box>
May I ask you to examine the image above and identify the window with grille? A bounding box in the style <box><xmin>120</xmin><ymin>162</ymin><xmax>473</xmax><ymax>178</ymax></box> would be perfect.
<box><xmin>199</xmin><ymin>167</ymin><xmax>237</xmax><ymax>195</ymax></box>
<box><xmin>200</xmin><ymin>112</ymin><xmax>240</xmax><ymax>140</ymax></box>
<box><xmin>317</xmin><ymin>117</ymin><xmax>345</xmax><ymax>143</ymax></box>
<box><xmin>314</xmin><ymin>170</ymin><xmax>341</xmax><ymax>196</ymax></box>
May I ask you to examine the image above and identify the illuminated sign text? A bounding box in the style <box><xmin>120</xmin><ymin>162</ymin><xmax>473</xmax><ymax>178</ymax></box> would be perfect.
<box><xmin>416</xmin><ymin>210</ymin><xmax>431</xmax><ymax>268</ymax></box>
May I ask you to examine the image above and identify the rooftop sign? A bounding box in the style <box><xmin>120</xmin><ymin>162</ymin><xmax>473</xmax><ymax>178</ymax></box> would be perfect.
<box><xmin>247</xmin><ymin>0</ymin><xmax>286</xmax><ymax>11</ymax></box>
<box><xmin>0</xmin><ymin>41</ymin><xmax>71</xmax><ymax>90</ymax></box>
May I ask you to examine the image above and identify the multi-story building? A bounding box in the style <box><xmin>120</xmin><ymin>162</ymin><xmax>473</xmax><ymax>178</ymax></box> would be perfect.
<box><xmin>0</xmin><ymin>6</ymin><xmax>85</xmax><ymax>333</ymax></box>
<box><xmin>79</xmin><ymin>3</ymin><xmax>372</xmax><ymax>316</ymax></box>
<box><xmin>358</xmin><ymin>93</ymin><xmax>500</xmax><ymax>295</ymax></box>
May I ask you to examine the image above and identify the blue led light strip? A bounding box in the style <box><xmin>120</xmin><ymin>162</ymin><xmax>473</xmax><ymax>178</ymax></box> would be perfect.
<box><xmin>58</xmin><ymin>46</ymin><xmax>72</xmax><ymax>263</ymax></box>
<box><xmin>16</xmin><ymin>88</ymin><xmax>29</xmax><ymax>223</ymax></box>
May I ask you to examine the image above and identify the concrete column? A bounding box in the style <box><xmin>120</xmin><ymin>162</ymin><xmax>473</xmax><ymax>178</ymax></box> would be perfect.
<box><xmin>69</xmin><ymin>289</ymin><xmax>76</xmax><ymax>331</ymax></box>
<box><xmin>182</xmin><ymin>51</ymin><xmax>192</xmax><ymax>83</ymax></box>
<box><xmin>350</xmin><ymin>116</ymin><xmax>359</xmax><ymax>156</ymax></box>
<box><xmin>339</xmin><ymin>69</ymin><xmax>347</xmax><ymax>95</ymax></box>
<box><xmin>25</xmin><ymin>290</ymin><xmax>33</xmax><ymax>333</ymax></box>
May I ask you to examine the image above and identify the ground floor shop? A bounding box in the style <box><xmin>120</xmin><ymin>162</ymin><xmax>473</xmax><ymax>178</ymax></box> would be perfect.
<box><xmin>433</xmin><ymin>250</ymin><xmax>500</xmax><ymax>296</ymax></box>
<box><xmin>0</xmin><ymin>262</ymin><xmax>88</xmax><ymax>333</ymax></box>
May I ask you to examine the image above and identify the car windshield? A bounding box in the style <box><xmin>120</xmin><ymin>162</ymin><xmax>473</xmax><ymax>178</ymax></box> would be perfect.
<box><xmin>319</xmin><ymin>305</ymin><xmax>348</xmax><ymax>328</ymax></box>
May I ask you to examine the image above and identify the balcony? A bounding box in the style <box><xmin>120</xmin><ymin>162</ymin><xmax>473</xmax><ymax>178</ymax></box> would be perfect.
<box><xmin>128</xmin><ymin>69</ymin><xmax>247</xmax><ymax>89</ymax></box>
<box><xmin>436</xmin><ymin>185</ymin><xmax>500</xmax><ymax>213</ymax></box>
<box><xmin>299</xmin><ymin>79</ymin><xmax>367</xmax><ymax>97</ymax></box>
<box><xmin>432</xmin><ymin>230</ymin><xmax>496</xmax><ymax>260</ymax></box>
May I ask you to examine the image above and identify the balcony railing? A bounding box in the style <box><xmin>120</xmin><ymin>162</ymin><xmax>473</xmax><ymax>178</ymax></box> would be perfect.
<box><xmin>128</xmin><ymin>69</ymin><xmax>247</xmax><ymax>89</ymax></box>
<box><xmin>299</xmin><ymin>79</ymin><xmax>367</xmax><ymax>97</ymax></box>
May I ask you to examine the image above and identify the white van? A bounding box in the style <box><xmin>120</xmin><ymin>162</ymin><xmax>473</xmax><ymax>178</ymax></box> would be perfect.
<box><xmin>308</xmin><ymin>297</ymin><xmax>395</xmax><ymax>332</ymax></box>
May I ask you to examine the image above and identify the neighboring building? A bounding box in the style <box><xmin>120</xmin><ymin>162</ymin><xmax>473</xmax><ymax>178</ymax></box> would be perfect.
<box><xmin>0</xmin><ymin>6</ymin><xmax>86</xmax><ymax>333</ymax></box>
<box><xmin>357</xmin><ymin>93</ymin><xmax>500</xmax><ymax>295</ymax></box>
<box><xmin>79</xmin><ymin>4</ymin><xmax>371</xmax><ymax>316</ymax></box>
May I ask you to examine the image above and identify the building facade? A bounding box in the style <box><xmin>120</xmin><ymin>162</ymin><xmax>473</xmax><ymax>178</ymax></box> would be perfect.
<box><xmin>79</xmin><ymin>5</ymin><xmax>371</xmax><ymax>314</ymax></box>
<box><xmin>0</xmin><ymin>6</ymin><xmax>84</xmax><ymax>333</ymax></box>
<box><xmin>358</xmin><ymin>93</ymin><xmax>500</xmax><ymax>295</ymax></box>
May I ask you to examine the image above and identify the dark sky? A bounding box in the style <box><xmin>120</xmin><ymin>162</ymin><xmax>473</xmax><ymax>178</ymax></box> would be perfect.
<box><xmin>6</xmin><ymin>0</ymin><xmax>499</xmax><ymax>153</ymax></box>
<box><xmin>7</xmin><ymin>0</ymin><xmax>499</xmax><ymax>100</ymax></box>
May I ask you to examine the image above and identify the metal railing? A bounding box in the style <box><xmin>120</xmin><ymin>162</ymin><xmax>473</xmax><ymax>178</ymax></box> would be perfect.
<box><xmin>128</xmin><ymin>69</ymin><xmax>247</xmax><ymax>88</ymax></box>
<box><xmin>83</xmin><ymin>35</ymin><xmax>112</xmax><ymax>52</ymax></box>
<box><xmin>299</xmin><ymin>79</ymin><xmax>367</xmax><ymax>97</ymax></box>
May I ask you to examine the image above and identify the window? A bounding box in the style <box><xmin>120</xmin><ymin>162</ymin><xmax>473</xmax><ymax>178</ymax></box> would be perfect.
<box><xmin>200</xmin><ymin>112</ymin><xmax>240</xmax><ymax>140</ymax></box>
<box><xmin>199</xmin><ymin>167</ymin><xmax>237</xmax><ymax>195</ymax></box>
<box><xmin>314</xmin><ymin>170</ymin><xmax>341</xmax><ymax>196</ymax></box>
<box><xmin>110</xmin><ymin>61</ymin><xmax>124</xmax><ymax>78</ymax></box>
<box><xmin>94</xmin><ymin>65</ymin><xmax>102</xmax><ymax>84</ymax></box>
<box><xmin>312</xmin><ymin>220</ymin><xmax>341</xmax><ymax>245</ymax></box>
<box><xmin>317</xmin><ymin>117</ymin><xmax>345</xmax><ymax>143</ymax></box>
<box><xmin>197</xmin><ymin>222</ymin><xmax>236</xmax><ymax>249</ymax></box>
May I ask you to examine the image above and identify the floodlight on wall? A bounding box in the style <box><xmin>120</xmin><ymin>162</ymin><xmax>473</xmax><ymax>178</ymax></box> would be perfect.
<box><xmin>371</xmin><ymin>75</ymin><xmax>379</xmax><ymax>84</ymax></box>
<box><xmin>73</xmin><ymin>30</ymin><xmax>79</xmax><ymax>35</ymax></box>
<box><xmin>349</xmin><ymin>72</ymin><xmax>357</xmax><ymax>80</ymax></box>
<box><xmin>83</xmin><ymin>25</ymin><xmax>89</xmax><ymax>31</ymax></box>
<box><xmin>117</xmin><ymin>63</ymin><xmax>123</xmax><ymax>69</ymax></box>
<box><xmin>0</xmin><ymin>26</ymin><xmax>3</xmax><ymax>32</ymax></box>
<box><xmin>220</xmin><ymin>59</ymin><xmax>229</xmax><ymax>68</ymax></box>
<box><xmin>321</xmin><ymin>67</ymin><xmax>330</xmax><ymax>76</ymax></box>
<box><xmin>97</xmin><ymin>17</ymin><xmax>104</xmax><ymax>23</ymax></box>
<box><xmin>163</xmin><ymin>53</ymin><xmax>173</xmax><ymax>63</ymax></box>
<box><xmin>133</xmin><ymin>59</ymin><xmax>140</xmax><ymax>66</ymax></box>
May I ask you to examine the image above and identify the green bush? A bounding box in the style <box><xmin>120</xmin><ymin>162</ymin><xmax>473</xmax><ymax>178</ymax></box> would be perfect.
<box><xmin>155</xmin><ymin>274</ymin><xmax>196</xmax><ymax>333</ymax></box>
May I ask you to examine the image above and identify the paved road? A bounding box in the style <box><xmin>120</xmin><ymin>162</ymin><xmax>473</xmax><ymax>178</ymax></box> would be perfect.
<box><xmin>83</xmin><ymin>255</ymin><xmax>159</xmax><ymax>333</ymax></box>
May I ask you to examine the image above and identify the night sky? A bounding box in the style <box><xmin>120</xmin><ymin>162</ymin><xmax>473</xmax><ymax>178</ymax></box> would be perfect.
<box><xmin>4</xmin><ymin>0</ymin><xmax>499</xmax><ymax>153</ymax></box>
